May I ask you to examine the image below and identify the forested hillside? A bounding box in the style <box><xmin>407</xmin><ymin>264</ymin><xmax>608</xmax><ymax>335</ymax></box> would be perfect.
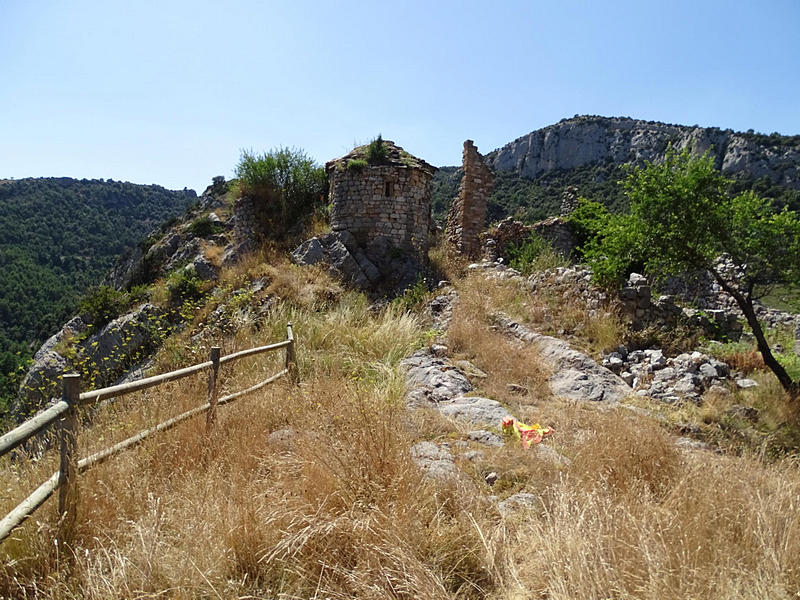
<box><xmin>0</xmin><ymin>178</ymin><xmax>196</xmax><ymax>413</ymax></box>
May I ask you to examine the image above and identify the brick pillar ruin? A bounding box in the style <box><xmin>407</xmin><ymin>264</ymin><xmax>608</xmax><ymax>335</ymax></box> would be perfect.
<box><xmin>447</xmin><ymin>140</ymin><xmax>494</xmax><ymax>258</ymax></box>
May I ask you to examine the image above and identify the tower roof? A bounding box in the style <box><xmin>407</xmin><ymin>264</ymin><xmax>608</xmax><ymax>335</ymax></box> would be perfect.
<box><xmin>326</xmin><ymin>139</ymin><xmax>436</xmax><ymax>176</ymax></box>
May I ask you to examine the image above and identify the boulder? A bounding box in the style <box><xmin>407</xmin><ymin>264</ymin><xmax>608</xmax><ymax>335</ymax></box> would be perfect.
<box><xmin>164</xmin><ymin>238</ymin><xmax>204</xmax><ymax>273</ymax></box>
<box><xmin>292</xmin><ymin>229</ymin><xmax>425</xmax><ymax>294</ymax></box>
<box><xmin>498</xmin><ymin>492</ymin><xmax>541</xmax><ymax>516</ymax></box>
<box><xmin>437</xmin><ymin>396</ymin><xmax>512</xmax><ymax>427</ymax></box>
<box><xmin>83</xmin><ymin>303</ymin><xmax>164</xmax><ymax>389</ymax></box>
<box><xmin>400</xmin><ymin>350</ymin><xmax>474</xmax><ymax>407</ymax></box>
<box><xmin>190</xmin><ymin>255</ymin><xmax>218</xmax><ymax>281</ymax></box>
<box><xmin>326</xmin><ymin>238</ymin><xmax>370</xmax><ymax>288</ymax></box>
<box><xmin>467</xmin><ymin>430</ymin><xmax>505</xmax><ymax>447</ymax></box>
<box><xmin>532</xmin><ymin>443</ymin><xmax>571</xmax><ymax>466</ymax></box>
<box><xmin>291</xmin><ymin>237</ymin><xmax>325</xmax><ymax>266</ymax></box>
<box><xmin>736</xmin><ymin>378</ymin><xmax>759</xmax><ymax>389</ymax></box>
<box><xmin>410</xmin><ymin>442</ymin><xmax>456</xmax><ymax>479</ymax></box>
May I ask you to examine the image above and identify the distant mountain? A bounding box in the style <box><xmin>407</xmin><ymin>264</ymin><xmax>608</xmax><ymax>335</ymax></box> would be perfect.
<box><xmin>0</xmin><ymin>177</ymin><xmax>196</xmax><ymax>412</ymax></box>
<box><xmin>432</xmin><ymin>115</ymin><xmax>800</xmax><ymax>222</ymax></box>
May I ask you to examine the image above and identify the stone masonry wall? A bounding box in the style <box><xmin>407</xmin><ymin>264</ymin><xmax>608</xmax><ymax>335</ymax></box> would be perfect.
<box><xmin>329</xmin><ymin>165</ymin><xmax>432</xmax><ymax>261</ymax></box>
<box><xmin>486</xmin><ymin>216</ymin><xmax>578</xmax><ymax>261</ymax></box>
<box><xmin>447</xmin><ymin>140</ymin><xmax>494</xmax><ymax>258</ymax></box>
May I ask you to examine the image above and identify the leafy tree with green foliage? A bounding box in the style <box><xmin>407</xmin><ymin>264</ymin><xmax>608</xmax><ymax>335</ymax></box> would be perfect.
<box><xmin>235</xmin><ymin>147</ymin><xmax>327</xmax><ymax>231</ymax></box>
<box><xmin>567</xmin><ymin>197</ymin><xmax>617</xmax><ymax>260</ymax></box>
<box><xmin>587</xmin><ymin>147</ymin><xmax>800</xmax><ymax>397</ymax></box>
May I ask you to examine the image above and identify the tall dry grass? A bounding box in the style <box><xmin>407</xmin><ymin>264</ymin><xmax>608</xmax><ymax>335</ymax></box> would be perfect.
<box><xmin>500</xmin><ymin>447</ymin><xmax>800</xmax><ymax>600</ymax></box>
<box><xmin>1</xmin><ymin>252</ymin><xmax>799</xmax><ymax>599</ymax></box>
<box><xmin>448</xmin><ymin>272</ymin><xmax>553</xmax><ymax>423</ymax></box>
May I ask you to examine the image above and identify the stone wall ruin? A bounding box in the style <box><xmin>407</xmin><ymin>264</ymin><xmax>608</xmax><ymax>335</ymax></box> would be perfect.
<box><xmin>447</xmin><ymin>140</ymin><xmax>495</xmax><ymax>258</ymax></box>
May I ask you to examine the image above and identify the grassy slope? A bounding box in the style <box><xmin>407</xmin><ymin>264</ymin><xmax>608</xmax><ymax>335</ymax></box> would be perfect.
<box><xmin>1</xmin><ymin>244</ymin><xmax>798</xmax><ymax>599</ymax></box>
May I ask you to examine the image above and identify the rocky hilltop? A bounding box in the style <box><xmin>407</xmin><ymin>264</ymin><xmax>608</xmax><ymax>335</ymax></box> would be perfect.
<box><xmin>486</xmin><ymin>115</ymin><xmax>800</xmax><ymax>187</ymax></box>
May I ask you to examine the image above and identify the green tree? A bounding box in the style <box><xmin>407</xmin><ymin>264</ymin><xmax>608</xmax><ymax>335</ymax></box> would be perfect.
<box><xmin>588</xmin><ymin>147</ymin><xmax>800</xmax><ymax>397</ymax></box>
<box><xmin>235</xmin><ymin>147</ymin><xmax>327</xmax><ymax>231</ymax></box>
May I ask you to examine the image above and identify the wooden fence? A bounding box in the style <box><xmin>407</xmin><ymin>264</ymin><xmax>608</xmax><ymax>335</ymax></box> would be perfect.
<box><xmin>0</xmin><ymin>323</ymin><xmax>298</xmax><ymax>545</ymax></box>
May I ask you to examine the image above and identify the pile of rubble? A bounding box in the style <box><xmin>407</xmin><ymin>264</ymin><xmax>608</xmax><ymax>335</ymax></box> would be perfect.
<box><xmin>602</xmin><ymin>346</ymin><xmax>759</xmax><ymax>404</ymax></box>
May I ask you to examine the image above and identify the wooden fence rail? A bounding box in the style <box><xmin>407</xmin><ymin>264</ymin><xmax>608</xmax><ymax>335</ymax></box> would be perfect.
<box><xmin>0</xmin><ymin>323</ymin><xmax>298</xmax><ymax>545</ymax></box>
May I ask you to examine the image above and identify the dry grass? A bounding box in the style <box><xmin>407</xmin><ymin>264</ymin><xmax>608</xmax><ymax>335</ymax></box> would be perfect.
<box><xmin>203</xmin><ymin>241</ymin><xmax>223</xmax><ymax>267</ymax></box>
<box><xmin>501</xmin><ymin>450</ymin><xmax>800</xmax><ymax>600</ymax></box>
<box><xmin>448</xmin><ymin>274</ymin><xmax>553</xmax><ymax>422</ymax></box>
<box><xmin>723</xmin><ymin>347</ymin><xmax>767</xmax><ymax>374</ymax></box>
<box><xmin>453</xmin><ymin>272</ymin><xmax>625</xmax><ymax>359</ymax></box>
<box><xmin>2</xmin><ymin>251</ymin><xmax>800</xmax><ymax>599</ymax></box>
<box><xmin>524</xmin><ymin>284</ymin><xmax>625</xmax><ymax>356</ymax></box>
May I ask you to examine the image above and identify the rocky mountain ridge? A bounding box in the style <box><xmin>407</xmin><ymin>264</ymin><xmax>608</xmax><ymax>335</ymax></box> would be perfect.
<box><xmin>486</xmin><ymin>115</ymin><xmax>800</xmax><ymax>187</ymax></box>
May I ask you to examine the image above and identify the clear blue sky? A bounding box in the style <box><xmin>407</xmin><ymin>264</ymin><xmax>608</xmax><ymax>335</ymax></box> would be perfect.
<box><xmin>1</xmin><ymin>0</ymin><xmax>798</xmax><ymax>192</ymax></box>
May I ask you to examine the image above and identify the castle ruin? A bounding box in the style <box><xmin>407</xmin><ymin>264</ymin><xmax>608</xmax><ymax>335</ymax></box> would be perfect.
<box><xmin>326</xmin><ymin>139</ymin><xmax>436</xmax><ymax>264</ymax></box>
<box><xmin>446</xmin><ymin>140</ymin><xmax>495</xmax><ymax>258</ymax></box>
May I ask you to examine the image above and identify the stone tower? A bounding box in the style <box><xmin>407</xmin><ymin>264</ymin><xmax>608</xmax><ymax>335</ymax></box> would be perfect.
<box><xmin>326</xmin><ymin>139</ymin><xmax>436</xmax><ymax>263</ymax></box>
<box><xmin>446</xmin><ymin>140</ymin><xmax>495</xmax><ymax>258</ymax></box>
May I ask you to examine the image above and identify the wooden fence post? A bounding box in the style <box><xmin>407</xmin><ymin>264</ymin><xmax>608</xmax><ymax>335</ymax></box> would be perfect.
<box><xmin>205</xmin><ymin>346</ymin><xmax>221</xmax><ymax>434</ymax></box>
<box><xmin>286</xmin><ymin>322</ymin><xmax>299</xmax><ymax>384</ymax></box>
<box><xmin>58</xmin><ymin>373</ymin><xmax>80</xmax><ymax>544</ymax></box>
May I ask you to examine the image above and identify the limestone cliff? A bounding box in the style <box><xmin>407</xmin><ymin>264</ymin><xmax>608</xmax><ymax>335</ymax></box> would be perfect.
<box><xmin>486</xmin><ymin>115</ymin><xmax>800</xmax><ymax>188</ymax></box>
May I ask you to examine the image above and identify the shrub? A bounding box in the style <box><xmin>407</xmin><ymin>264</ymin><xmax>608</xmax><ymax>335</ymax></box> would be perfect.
<box><xmin>567</xmin><ymin>197</ymin><xmax>612</xmax><ymax>258</ymax></box>
<box><xmin>347</xmin><ymin>158</ymin><xmax>368</xmax><ymax>171</ymax></box>
<box><xmin>367</xmin><ymin>134</ymin><xmax>388</xmax><ymax>163</ymax></box>
<box><xmin>208</xmin><ymin>175</ymin><xmax>228</xmax><ymax>196</ymax></box>
<box><xmin>392</xmin><ymin>276</ymin><xmax>429</xmax><ymax>312</ymax></box>
<box><xmin>506</xmin><ymin>233</ymin><xmax>569</xmax><ymax>274</ymax></box>
<box><xmin>166</xmin><ymin>269</ymin><xmax>203</xmax><ymax>302</ymax></box>
<box><xmin>79</xmin><ymin>285</ymin><xmax>128</xmax><ymax>327</ymax></box>
<box><xmin>235</xmin><ymin>147</ymin><xmax>328</xmax><ymax>233</ymax></box>
<box><xmin>188</xmin><ymin>215</ymin><xmax>224</xmax><ymax>238</ymax></box>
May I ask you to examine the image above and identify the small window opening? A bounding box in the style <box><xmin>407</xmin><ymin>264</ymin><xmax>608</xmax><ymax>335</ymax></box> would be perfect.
<box><xmin>384</xmin><ymin>181</ymin><xmax>393</xmax><ymax>197</ymax></box>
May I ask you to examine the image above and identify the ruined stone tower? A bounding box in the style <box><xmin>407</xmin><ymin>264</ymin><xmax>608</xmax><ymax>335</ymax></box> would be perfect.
<box><xmin>326</xmin><ymin>139</ymin><xmax>436</xmax><ymax>263</ymax></box>
<box><xmin>446</xmin><ymin>140</ymin><xmax>495</xmax><ymax>258</ymax></box>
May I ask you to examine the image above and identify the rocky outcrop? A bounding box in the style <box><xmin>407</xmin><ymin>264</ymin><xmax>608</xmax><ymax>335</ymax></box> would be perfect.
<box><xmin>401</xmin><ymin>349</ymin><xmax>475</xmax><ymax>409</ymax></box>
<box><xmin>82</xmin><ymin>303</ymin><xmax>165</xmax><ymax>388</ymax></box>
<box><xmin>292</xmin><ymin>230</ymin><xmax>423</xmax><ymax>294</ymax></box>
<box><xmin>113</xmin><ymin>194</ymin><xmax>228</xmax><ymax>287</ymax></box>
<box><xmin>486</xmin><ymin>116</ymin><xmax>800</xmax><ymax>188</ymax></box>
<box><xmin>409</xmin><ymin>442</ymin><xmax>456</xmax><ymax>479</ymax></box>
<box><xmin>14</xmin><ymin>317</ymin><xmax>88</xmax><ymax>420</ymax></box>
<box><xmin>13</xmin><ymin>304</ymin><xmax>166</xmax><ymax>419</ymax></box>
<box><xmin>494</xmin><ymin>315</ymin><xmax>631</xmax><ymax>403</ymax></box>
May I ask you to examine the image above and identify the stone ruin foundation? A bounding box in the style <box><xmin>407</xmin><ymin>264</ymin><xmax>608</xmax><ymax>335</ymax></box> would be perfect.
<box><xmin>447</xmin><ymin>140</ymin><xmax>494</xmax><ymax>259</ymax></box>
